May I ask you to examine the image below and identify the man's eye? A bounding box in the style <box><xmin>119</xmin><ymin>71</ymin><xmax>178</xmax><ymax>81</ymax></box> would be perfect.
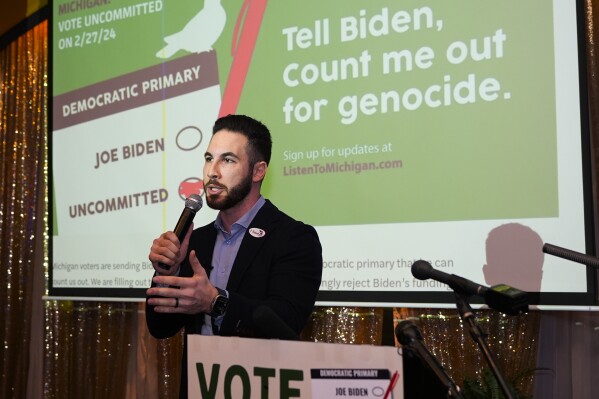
<box><xmin>224</xmin><ymin>158</ymin><xmax>234</xmax><ymax>163</ymax></box>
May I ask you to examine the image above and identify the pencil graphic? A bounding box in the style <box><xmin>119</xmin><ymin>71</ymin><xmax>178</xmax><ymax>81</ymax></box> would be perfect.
<box><xmin>219</xmin><ymin>0</ymin><xmax>269</xmax><ymax>116</ymax></box>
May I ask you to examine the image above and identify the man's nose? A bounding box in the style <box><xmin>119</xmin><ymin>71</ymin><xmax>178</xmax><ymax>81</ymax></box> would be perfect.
<box><xmin>205</xmin><ymin>162</ymin><xmax>219</xmax><ymax>179</ymax></box>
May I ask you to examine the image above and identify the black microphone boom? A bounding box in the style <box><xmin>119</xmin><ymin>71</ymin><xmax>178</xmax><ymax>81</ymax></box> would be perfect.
<box><xmin>158</xmin><ymin>194</ymin><xmax>203</xmax><ymax>270</ymax></box>
<box><xmin>542</xmin><ymin>243</ymin><xmax>599</xmax><ymax>268</ymax></box>
<box><xmin>411</xmin><ymin>260</ymin><xmax>528</xmax><ymax>315</ymax></box>
<box><xmin>396</xmin><ymin>320</ymin><xmax>465</xmax><ymax>399</ymax></box>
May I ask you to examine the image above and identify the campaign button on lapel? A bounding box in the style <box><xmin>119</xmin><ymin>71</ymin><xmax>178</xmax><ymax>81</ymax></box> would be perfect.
<box><xmin>249</xmin><ymin>228</ymin><xmax>266</xmax><ymax>238</ymax></box>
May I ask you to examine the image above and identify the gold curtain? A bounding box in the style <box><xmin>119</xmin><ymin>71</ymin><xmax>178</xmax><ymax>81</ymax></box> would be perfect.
<box><xmin>2</xmin><ymin>1</ymin><xmax>599</xmax><ymax>397</ymax></box>
<box><xmin>0</xmin><ymin>20</ymin><xmax>47</xmax><ymax>399</ymax></box>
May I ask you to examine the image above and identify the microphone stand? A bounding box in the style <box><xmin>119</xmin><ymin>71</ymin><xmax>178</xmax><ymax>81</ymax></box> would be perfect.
<box><xmin>396</xmin><ymin>321</ymin><xmax>465</xmax><ymax>399</ymax></box>
<box><xmin>454</xmin><ymin>292</ymin><xmax>515</xmax><ymax>399</ymax></box>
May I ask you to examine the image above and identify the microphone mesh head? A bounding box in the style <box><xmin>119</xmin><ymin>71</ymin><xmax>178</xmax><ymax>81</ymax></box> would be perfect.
<box><xmin>185</xmin><ymin>194</ymin><xmax>203</xmax><ymax>211</ymax></box>
<box><xmin>395</xmin><ymin>320</ymin><xmax>423</xmax><ymax>345</ymax></box>
<box><xmin>411</xmin><ymin>260</ymin><xmax>432</xmax><ymax>280</ymax></box>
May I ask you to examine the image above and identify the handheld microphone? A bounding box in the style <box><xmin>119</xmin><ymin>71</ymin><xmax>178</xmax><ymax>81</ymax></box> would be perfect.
<box><xmin>542</xmin><ymin>243</ymin><xmax>599</xmax><ymax>268</ymax></box>
<box><xmin>411</xmin><ymin>260</ymin><xmax>528</xmax><ymax>315</ymax></box>
<box><xmin>395</xmin><ymin>320</ymin><xmax>464</xmax><ymax>399</ymax></box>
<box><xmin>158</xmin><ymin>194</ymin><xmax>203</xmax><ymax>270</ymax></box>
<box><xmin>252</xmin><ymin>305</ymin><xmax>299</xmax><ymax>341</ymax></box>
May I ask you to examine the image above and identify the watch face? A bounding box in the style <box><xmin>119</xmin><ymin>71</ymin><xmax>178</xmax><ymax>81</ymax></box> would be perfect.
<box><xmin>212</xmin><ymin>295</ymin><xmax>228</xmax><ymax>316</ymax></box>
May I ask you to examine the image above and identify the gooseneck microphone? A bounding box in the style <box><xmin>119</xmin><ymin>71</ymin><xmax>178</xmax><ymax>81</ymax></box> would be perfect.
<box><xmin>411</xmin><ymin>260</ymin><xmax>528</xmax><ymax>315</ymax></box>
<box><xmin>396</xmin><ymin>320</ymin><xmax>464</xmax><ymax>398</ymax></box>
<box><xmin>158</xmin><ymin>194</ymin><xmax>203</xmax><ymax>270</ymax></box>
<box><xmin>542</xmin><ymin>243</ymin><xmax>599</xmax><ymax>268</ymax></box>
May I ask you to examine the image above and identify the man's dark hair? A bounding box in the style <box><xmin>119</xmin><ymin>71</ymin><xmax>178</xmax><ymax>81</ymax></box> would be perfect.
<box><xmin>212</xmin><ymin>114</ymin><xmax>272</xmax><ymax>165</ymax></box>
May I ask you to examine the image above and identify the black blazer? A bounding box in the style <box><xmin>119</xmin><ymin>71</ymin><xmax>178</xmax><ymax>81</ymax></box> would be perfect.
<box><xmin>146</xmin><ymin>199</ymin><xmax>323</xmax><ymax>338</ymax></box>
<box><xmin>146</xmin><ymin>200</ymin><xmax>322</xmax><ymax>398</ymax></box>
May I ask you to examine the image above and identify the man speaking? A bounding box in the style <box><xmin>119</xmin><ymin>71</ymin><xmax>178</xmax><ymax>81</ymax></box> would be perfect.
<box><xmin>146</xmin><ymin>114</ymin><xmax>323</xmax><ymax>398</ymax></box>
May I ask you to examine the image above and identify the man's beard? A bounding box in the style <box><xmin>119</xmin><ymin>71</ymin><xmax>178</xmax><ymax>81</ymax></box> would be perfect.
<box><xmin>205</xmin><ymin>172</ymin><xmax>253</xmax><ymax>210</ymax></box>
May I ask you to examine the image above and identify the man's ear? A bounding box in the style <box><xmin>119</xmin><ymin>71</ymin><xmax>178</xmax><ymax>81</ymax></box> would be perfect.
<box><xmin>253</xmin><ymin>161</ymin><xmax>267</xmax><ymax>182</ymax></box>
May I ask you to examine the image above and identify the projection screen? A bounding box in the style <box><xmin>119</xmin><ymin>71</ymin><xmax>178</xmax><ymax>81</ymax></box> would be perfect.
<box><xmin>50</xmin><ymin>0</ymin><xmax>597</xmax><ymax>309</ymax></box>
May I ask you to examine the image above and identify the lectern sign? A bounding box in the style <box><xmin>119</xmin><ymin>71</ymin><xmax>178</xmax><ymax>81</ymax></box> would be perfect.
<box><xmin>188</xmin><ymin>335</ymin><xmax>403</xmax><ymax>398</ymax></box>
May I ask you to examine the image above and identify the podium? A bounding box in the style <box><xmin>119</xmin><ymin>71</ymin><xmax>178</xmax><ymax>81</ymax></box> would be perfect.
<box><xmin>188</xmin><ymin>335</ymin><xmax>404</xmax><ymax>398</ymax></box>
